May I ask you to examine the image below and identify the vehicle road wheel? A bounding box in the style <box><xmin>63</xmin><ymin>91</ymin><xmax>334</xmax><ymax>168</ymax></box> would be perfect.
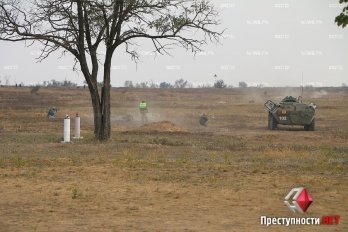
<box><xmin>268</xmin><ymin>113</ymin><xmax>277</xmax><ymax>130</ymax></box>
<box><xmin>305</xmin><ymin>118</ymin><xmax>315</xmax><ymax>131</ymax></box>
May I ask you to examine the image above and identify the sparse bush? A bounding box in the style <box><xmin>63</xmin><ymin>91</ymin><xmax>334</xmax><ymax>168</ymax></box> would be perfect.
<box><xmin>196</xmin><ymin>83</ymin><xmax>212</xmax><ymax>88</ymax></box>
<box><xmin>152</xmin><ymin>136</ymin><xmax>185</xmax><ymax>146</ymax></box>
<box><xmin>174</xmin><ymin>78</ymin><xmax>189</xmax><ymax>88</ymax></box>
<box><xmin>159</xmin><ymin>82</ymin><xmax>173</xmax><ymax>88</ymax></box>
<box><xmin>124</xmin><ymin>80</ymin><xmax>134</xmax><ymax>88</ymax></box>
<box><xmin>131</xmin><ymin>81</ymin><xmax>160</xmax><ymax>88</ymax></box>
<box><xmin>0</xmin><ymin>158</ymin><xmax>4</xmax><ymax>168</ymax></box>
<box><xmin>44</xmin><ymin>79</ymin><xmax>77</xmax><ymax>87</ymax></box>
<box><xmin>153</xmin><ymin>137</ymin><xmax>170</xmax><ymax>145</ymax></box>
<box><xmin>63</xmin><ymin>80</ymin><xmax>77</xmax><ymax>87</ymax></box>
<box><xmin>70</xmin><ymin>155</ymin><xmax>81</xmax><ymax>165</ymax></box>
<box><xmin>71</xmin><ymin>187</ymin><xmax>82</xmax><ymax>199</ymax></box>
<box><xmin>135</xmin><ymin>82</ymin><xmax>149</xmax><ymax>88</ymax></box>
<box><xmin>214</xmin><ymin>79</ymin><xmax>227</xmax><ymax>88</ymax></box>
<box><xmin>11</xmin><ymin>155</ymin><xmax>26</xmax><ymax>168</ymax></box>
<box><xmin>149</xmin><ymin>82</ymin><xmax>159</xmax><ymax>88</ymax></box>
<box><xmin>238</xmin><ymin>81</ymin><xmax>248</xmax><ymax>88</ymax></box>
<box><xmin>3</xmin><ymin>75</ymin><xmax>10</xmax><ymax>86</ymax></box>
<box><xmin>30</xmin><ymin>85</ymin><xmax>41</xmax><ymax>95</ymax></box>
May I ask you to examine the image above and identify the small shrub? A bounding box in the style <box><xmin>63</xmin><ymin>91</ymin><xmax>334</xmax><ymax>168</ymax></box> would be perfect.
<box><xmin>159</xmin><ymin>82</ymin><xmax>173</xmax><ymax>88</ymax></box>
<box><xmin>174</xmin><ymin>78</ymin><xmax>189</xmax><ymax>88</ymax></box>
<box><xmin>30</xmin><ymin>85</ymin><xmax>41</xmax><ymax>95</ymax></box>
<box><xmin>153</xmin><ymin>137</ymin><xmax>170</xmax><ymax>145</ymax></box>
<box><xmin>70</xmin><ymin>155</ymin><xmax>81</xmax><ymax>165</ymax></box>
<box><xmin>11</xmin><ymin>155</ymin><xmax>26</xmax><ymax>168</ymax></box>
<box><xmin>214</xmin><ymin>79</ymin><xmax>227</xmax><ymax>88</ymax></box>
<box><xmin>71</xmin><ymin>187</ymin><xmax>82</xmax><ymax>199</ymax></box>
<box><xmin>238</xmin><ymin>81</ymin><xmax>248</xmax><ymax>88</ymax></box>
<box><xmin>0</xmin><ymin>157</ymin><xmax>5</xmax><ymax>168</ymax></box>
<box><xmin>152</xmin><ymin>137</ymin><xmax>185</xmax><ymax>146</ymax></box>
<box><xmin>124</xmin><ymin>80</ymin><xmax>134</xmax><ymax>88</ymax></box>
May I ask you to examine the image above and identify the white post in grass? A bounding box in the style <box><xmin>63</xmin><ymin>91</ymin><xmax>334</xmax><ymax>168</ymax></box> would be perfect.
<box><xmin>74</xmin><ymin>113</ymin><xmax>80</xmax><ymax>139</ymax></box>
<box><xmin>63</xmin><ymin>115</ymin><xmax>70</xmax><ymax>143</ymax></box>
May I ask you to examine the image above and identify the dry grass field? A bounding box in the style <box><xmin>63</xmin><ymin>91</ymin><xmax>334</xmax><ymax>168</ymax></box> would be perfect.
<box><xmin>0</xmin><ymin>86</ymin><xmax>347</xmax><ymax>232</ymax></box>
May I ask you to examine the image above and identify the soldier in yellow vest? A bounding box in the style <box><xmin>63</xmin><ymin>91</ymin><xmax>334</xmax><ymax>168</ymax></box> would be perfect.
<box><xmin>139</xmin><ymin>100</ymin><xmax>148</xmax><ymax>123</ymax></box>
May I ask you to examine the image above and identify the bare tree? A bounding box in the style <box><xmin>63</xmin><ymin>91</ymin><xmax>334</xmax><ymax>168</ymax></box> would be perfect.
<box><xmin>174</xmin><ymin>78</ymin><xmax>189</xmax><ymax>88</ymax></box>
<box><xmin>124</xmin><ymin>80</ymin><xmax>134</xmax><ymax>88</ymax></box>
<box><xmin>238</xmin><ymin>81</ymin><xmax>248</xmax><ymax>88</ymax></box>
<box><xmin>159</xmin><ymin>81</ymin><xmax>173</xmax><ymax>88</ymax></box>
<box><xmin>214</xmin><ymin>79</ymin><xmax>226</xmax><ymax>88</ymax></box>
<box><xmin>30</xmin><ymin>85</ymin><xmax>41</xmax><ymax>95</ymax></box>
<box><xmin>0</xmin><ymin>0</ymin><xmax>222</xmax><ymax>140</ymax></box>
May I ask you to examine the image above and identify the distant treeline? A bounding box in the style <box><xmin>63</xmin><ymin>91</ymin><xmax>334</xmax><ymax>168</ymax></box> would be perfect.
<box><xmin>42</xmin><ymin>79</ymin><xmax>77</xmax><ymax>87</ymax></box>
<box><xmin>1</xmin><ymin>76</ymin><xmax>347</xmax><ymax>89</ymax></box>
<box><xmin>124</xmin><ymin>79</ymin><xmax>250</xmax><ymax>89</ymax></box>
<box><xmin>29</xmin><ymin>79</ymin><xmax>78</xmax><ymax>95</ymax></box>
<box><xmin>124</xmin><ymin>79</ymin><xmax>194</xmax><ymax>88</ymax></box>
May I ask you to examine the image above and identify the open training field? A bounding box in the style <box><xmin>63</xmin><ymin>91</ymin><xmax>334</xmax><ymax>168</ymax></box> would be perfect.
<box><xmin>0</xmin><ymin>86</ymin><xmax>347</xmax><ymax>232</ymax></box>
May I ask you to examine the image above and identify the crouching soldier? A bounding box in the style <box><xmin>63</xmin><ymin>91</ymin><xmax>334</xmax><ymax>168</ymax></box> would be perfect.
<box><xmin>47</xmin><ymin>107</ymin><xmax>58</xmax><ymax>119</ymax></box>
<box><xmin>199</xmin><ymin>113</ymin><xmax>208</xmax><ymax>126</ymax></box>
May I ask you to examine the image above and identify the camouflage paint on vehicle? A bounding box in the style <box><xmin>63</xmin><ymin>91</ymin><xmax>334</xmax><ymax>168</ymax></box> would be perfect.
<box><xmin>265</xmin><ymin>96</ymin><xmax>316</xmax><ymax>131</ymax></box>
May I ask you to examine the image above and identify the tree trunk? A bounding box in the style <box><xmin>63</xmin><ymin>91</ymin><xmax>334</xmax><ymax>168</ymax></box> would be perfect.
<box><xmin>100</xmin><ymin>52</ymin><xmax>112</xmax><ymax>140</ymax></box>
<box><xmin>91</xmin><ymin>93</ymin><xmax>102</xmax><ymax>139</ymax></box>
<box><xmin>81</xmin><ymin>50</ymin><xmax>113</xmax><ymax>141</ymax></box>
<box><xmin>90</xmin><ymin>82</ymin><xmax>110</xmax><ymax>141</ymax></box>
<box><xmin>92</xmin><ymin>51</ymin><xmax>112</xmax><ymax>141</ymax></box>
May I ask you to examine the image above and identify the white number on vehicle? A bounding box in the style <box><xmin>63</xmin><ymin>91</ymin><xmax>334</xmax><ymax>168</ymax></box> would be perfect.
<box><xmin>279</xmin><ymin>116</ymin><xmax>287</xmax><ymax>121</ymax></box>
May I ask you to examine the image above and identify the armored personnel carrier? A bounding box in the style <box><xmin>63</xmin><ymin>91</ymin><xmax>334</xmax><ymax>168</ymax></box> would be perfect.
<box><xmin>264</xmin><ymin>96</ymin><xmax>316</xmax><ymax>131</ymax></box>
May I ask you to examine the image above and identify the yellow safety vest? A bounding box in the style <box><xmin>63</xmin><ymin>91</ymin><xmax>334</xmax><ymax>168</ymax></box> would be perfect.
<box><xmin>139</xmin><ymin>102</ymin><xmax>147</xmax><ymax>110</ymax></box>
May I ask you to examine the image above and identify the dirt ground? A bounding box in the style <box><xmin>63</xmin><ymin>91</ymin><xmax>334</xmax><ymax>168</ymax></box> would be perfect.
<box><xmin>0</xmin><ymin>86</ymin><xmax>347</xmax><ymax>231</ymax></box>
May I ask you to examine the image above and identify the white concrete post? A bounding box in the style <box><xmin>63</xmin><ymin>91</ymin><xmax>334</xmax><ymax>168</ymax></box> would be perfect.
<box><xmin>64</xmin><ymin>115</ymin><xmax>70</xmax><ymax>143</ymax></box>
<box><xmin>74</xmin><ymin>113</ymin><xmax>80</xmax><ymax>139</ymax></box>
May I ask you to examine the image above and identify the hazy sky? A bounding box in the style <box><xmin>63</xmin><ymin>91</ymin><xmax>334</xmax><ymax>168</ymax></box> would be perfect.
<box><xmin>0</xmin><ymin>0</ymin><xmax>347</xmax><ymax>87</ymax></box>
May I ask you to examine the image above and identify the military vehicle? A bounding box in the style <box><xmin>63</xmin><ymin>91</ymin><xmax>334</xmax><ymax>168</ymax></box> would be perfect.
<box><xmin>264</xmin><ymin>96</ymin><xmax>316</xmax><ymax>131</ymax></box>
